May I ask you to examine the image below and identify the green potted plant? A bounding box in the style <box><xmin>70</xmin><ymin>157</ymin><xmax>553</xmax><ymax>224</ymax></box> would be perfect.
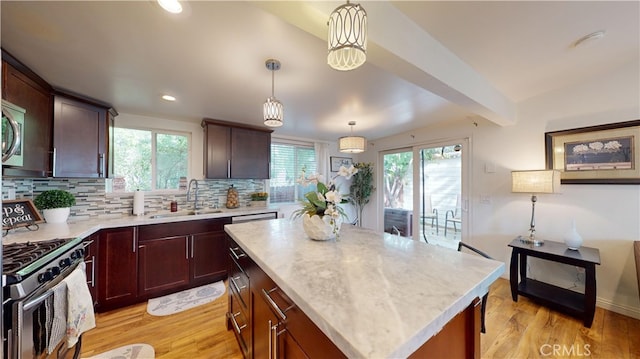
<box><xmin>250</xmin><ymin>192</ymin><xmax>269</xmax><ymax>207</ymax></box>
<box><xmin>34</xmin><ymin>189</ymin><xmax>76</xmax><ymax>223</ymax></box>
<box><xmin>348</xmin><ymin>162</ymin><xmax>375</xmax><ymax>227</ymax></box>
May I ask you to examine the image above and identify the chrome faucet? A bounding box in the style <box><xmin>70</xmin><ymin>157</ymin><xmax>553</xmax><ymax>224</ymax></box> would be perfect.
<box><xmin>186</xmin><ymin>179</ymin><xmax>199</xmax><ymax>210</ymax></box>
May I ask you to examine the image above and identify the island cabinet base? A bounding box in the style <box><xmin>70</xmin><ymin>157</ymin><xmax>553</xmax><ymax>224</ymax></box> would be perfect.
<box><xmin>409</xmin><ymin>297</ymin><xmax>481</xmax><ymax>359</ymax></box>
<box><xmin>227</xmin><ymin>237</ymin><xmax>482</xmax><ymax>359</ymax></box>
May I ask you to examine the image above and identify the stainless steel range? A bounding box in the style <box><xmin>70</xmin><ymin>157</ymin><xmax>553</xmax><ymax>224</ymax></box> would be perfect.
<box><xmin>2</xmin><ymin>237</ymin><xmax>86</xmax><ymax>359</ymax></box>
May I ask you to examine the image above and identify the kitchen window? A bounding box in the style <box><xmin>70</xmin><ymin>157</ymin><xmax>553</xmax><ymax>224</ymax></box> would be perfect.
<box><xmin>270</xmin><ymin>142</ymin><xmax>316</xmax><ymax>203</ymax></box>
<box><xmin>112</xmin><ymin>127</ymin><xmax>190</xmax><ymax>192</ymax></box>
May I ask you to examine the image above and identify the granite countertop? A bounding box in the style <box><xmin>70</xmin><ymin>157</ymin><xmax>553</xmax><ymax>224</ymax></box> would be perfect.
<box><xmin>225</xmin><ymin>219</ymin><xmax>505</xmax><ymax>359</ymax></box>
<box><xmin>2</xmin><ymin>206</ymin><xmax>279</xmax><ymax>244</ymax></box>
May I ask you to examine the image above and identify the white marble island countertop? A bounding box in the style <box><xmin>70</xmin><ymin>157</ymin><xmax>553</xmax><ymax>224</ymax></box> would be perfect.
<box><xmin>225</xmin><ymin>219</ymin><xmax>505</xmax><ymax>359</ymax></box>
<box><xmin>2</xmin><ymin>206</ymin><xmax>278</xmax><ymax>244</ymax></box>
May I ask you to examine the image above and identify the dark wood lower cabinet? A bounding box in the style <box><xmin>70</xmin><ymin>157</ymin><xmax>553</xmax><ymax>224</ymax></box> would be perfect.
<box><xmin>93</xmin><ymin>218</ymin><xmax>231</xmax><ymax>312</ymax></box>
<box><xmin>191</xmin><ymin>230</ymin><xmax>227</xmax><ymax>286</ymax></box>
<box><xmin>138</xmin><ymin>236</ymin><xmax>191</xmax><ymax>298</ymax></box>
<box><xmin>83</xmin><ymin>233</ymin><xmax>99</xmax><ymax>307</ymax></box>
<box><xmin>97</xmin><ymin>226</ymin><xmax>138</xmax><ymax>312</ymax></box>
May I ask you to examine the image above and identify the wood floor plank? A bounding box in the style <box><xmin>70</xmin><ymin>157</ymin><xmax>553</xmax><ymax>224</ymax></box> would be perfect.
<box><xmin>80</xmin><ymin>278</ymin><xmax>639</xmax><ymax>359</ymax></box>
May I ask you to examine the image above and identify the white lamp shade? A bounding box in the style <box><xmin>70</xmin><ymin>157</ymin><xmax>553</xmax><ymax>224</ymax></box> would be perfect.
<box><xmin>512</xmin><ymin>170</ymin><xmax>561</xmax><ymax>194</ymax></box>
<box><xmin>327</xmin><ymin>2</ymin><xmax>367</xmax><ymax>71</ymax></box>
<box><xmin>339</xmin><ymin>136</ymin><xmax>366</xmax><ymax>153</ymax></box>
<box><xmin>263</xmin><ymin>97</ymin><xmax>283</xmax><ymax>127</ymax></box>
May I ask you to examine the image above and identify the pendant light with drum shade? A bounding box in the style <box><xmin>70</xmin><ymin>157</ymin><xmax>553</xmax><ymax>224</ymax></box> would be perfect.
<box><xmin>327</xmin><ymin>1</ymin><xmax>367</xmax><ymax>71</ymax></box>
<box><xmin>264</xmin><ymin>59</ymin><xmax>284</xmax><ymax>127</ymax></box>
<box><xmin>339</xmin><ymin>121</ymin><xmax>366</xmax><ymax>153</ymax></box>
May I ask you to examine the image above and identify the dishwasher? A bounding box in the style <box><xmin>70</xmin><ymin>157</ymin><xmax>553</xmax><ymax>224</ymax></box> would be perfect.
<box><xmin>231</xmin><ymin>211</ymin><xmax>278</xmax><ymax>223</ymax></box>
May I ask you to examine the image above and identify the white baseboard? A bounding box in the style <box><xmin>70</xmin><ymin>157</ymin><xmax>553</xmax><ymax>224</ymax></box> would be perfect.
<box><xmin>597</xmin><ymin>297</ymin><xmax>640</xmax><ymax>320</ymax></box>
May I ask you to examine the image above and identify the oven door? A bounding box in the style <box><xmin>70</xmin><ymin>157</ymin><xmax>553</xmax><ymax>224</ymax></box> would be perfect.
<box><xmin>9</xmin><ymin>273</ymin><xmax>77</xmax><ymax>359</ymax></box>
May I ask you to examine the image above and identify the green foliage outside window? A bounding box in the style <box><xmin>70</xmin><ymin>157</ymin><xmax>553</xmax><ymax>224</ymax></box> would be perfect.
<box><xmin>113</xmin><ymin>128</ymin><xmax>188</xmax><ymax>192</ymax></box>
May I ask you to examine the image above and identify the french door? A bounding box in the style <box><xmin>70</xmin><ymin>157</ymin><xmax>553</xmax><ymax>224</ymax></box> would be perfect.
<box><xmin>381</xmin><ymin>138</ymin><xmax>468</xmax><ymax>243</ymax></box>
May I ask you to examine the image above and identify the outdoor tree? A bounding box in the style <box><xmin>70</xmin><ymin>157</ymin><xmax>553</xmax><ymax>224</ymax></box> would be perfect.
<box><xmin>384</xmin><ymin>152</ymin><xmax>412</xmax><ymax>208</ymax></box>
<box><xmin>348</xmin><ymin>162</ymin><xmax>375</xmax><ymax>227</ymax></box>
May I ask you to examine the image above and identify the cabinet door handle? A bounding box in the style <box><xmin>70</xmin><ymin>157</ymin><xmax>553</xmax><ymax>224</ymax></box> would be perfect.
<box><xmin>227</xmin><ymin>159</ymin><xmax>231</xmax><ymax>178</ymax></box>
<box><xmin>185</xmin><ymin>237</ymin><xmax>189</xmax><ymax>259</ymax></box>
<box><xmin>190</xmin><ymin>236</ymin><xmax>194</xmax><ymax>258</ymax></box>
<box><xmin>90</xmin><ymin>255</ymin><xmax>95</xmax><ymax>287</ymax></box>
<box><xmin>99</xmin><ymin>153</ymin><xmax>105</xmax><ymax>177</ymax></box>
<box><xmin>52</xmin><ymin>147</ymin><xmax>57</xmax><ymax>177</ymax></box>
<box><xmin>262</xmin><ymin>287</ymin><xmax>294</xmax><ymax>322</ymax></box>
<box><xmin>230</xmin><ymin>247</ymin><xmax>246</xmax><ymax>260</ymax></box>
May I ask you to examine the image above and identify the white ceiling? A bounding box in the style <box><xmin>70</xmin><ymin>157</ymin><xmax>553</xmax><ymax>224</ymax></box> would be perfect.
<box><xmin>1</xmin><ymin>1</ymin><xmax>638</xmax><ymax>142</ymax></box>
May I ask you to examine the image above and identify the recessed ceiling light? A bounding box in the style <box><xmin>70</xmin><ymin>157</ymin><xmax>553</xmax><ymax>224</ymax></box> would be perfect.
<box><xmin>158</xmin><ymin>0</ymin><xmax>182</xmax><ymax>14</ymax></box>
<box><xmin>572</xmin><ymin>30</ymin><xmax>606</xmax><ymax>48</ymax></box>
<box><xmin>162</xmin><ymin>95</ymin><xmax>176</xmax><ymax>102</ymax></box>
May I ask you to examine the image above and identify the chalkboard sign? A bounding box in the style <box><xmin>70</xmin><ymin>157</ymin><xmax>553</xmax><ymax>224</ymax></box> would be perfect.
<box><xmin>2</xmin><ymin>199</ymin><xmax>44</xmax><ymax>230</ymax></box>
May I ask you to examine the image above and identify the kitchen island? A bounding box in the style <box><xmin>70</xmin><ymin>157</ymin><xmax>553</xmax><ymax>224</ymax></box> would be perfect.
<box><xmin>224</xmin><ymin>219</ymin><xmax>505</xmax><ymax>358</ymax></box>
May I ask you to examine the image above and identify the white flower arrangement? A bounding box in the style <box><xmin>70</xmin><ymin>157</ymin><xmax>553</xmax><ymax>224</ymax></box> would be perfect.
<box><xmin>292</xmin><ymin>165</ymin><xmax>358</xmax><ymax>236</ymax></box>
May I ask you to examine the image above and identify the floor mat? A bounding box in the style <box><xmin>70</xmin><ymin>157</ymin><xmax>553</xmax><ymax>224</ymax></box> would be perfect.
<box><xmin>146</xmin><ymin>281</ymin><xmax>225</xmax><ymax>316</ymax></box>
<box><xmin>83</xmin><ymin>343</ymin><xmax>154</xmax><ymax>359</ymax></box>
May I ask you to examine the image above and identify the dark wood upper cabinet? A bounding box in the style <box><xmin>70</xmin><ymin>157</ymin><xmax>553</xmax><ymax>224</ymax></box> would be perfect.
<box><xmin>53</xmin><ymin>94</ymin><xmax>111</xmax><ymax>178</ymax></box>
<box><xmin>2</xmin><ymin>51</ymin><xmax>53</xmax><ymax>177</ymax></box>
<box><xmin>202</xmin><ymin>118</ymin><xmax>272</xmax><ymax>179</ymax></box>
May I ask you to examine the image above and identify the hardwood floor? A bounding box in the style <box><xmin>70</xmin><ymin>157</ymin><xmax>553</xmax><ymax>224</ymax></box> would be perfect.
<box><xmin>80</xmin><ymin>279</ymin><xmax>640</xmax><ymax>359</ymax></box>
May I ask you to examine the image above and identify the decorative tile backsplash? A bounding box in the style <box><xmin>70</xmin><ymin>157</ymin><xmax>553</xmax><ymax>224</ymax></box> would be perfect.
<box><xmin>1</xmin><ymin>178</ymin><xmax>266</xmax><ymax>220</ymax></box>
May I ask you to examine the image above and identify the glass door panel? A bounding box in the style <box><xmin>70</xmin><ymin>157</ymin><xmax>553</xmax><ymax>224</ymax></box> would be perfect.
<box><xmin>419</xmin><ymin>144</ymin><xmax>462</xmax><ymax>245</ymax></box>
<box><xmin>383</xmin><ymin>150</ymin><xmax>413</xmax><ymax>237</ymax></box>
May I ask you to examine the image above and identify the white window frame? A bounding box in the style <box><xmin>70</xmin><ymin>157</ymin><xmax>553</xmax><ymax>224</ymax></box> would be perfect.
<box><xmin>112</xmin><ymin>125</ymin><xmax>191</xmax><ymax>194</ymax></box>
<box><xmin>270</xmin><ymin>139</ymin><xmax>316</xmax><ymax>204</ymax></box>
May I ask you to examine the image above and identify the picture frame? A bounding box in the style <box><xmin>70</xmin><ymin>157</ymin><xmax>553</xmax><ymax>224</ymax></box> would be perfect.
<box><xmin>545</xmin><ymin>119</ymin><xmax>640</xmax><ymax>184</ymax></box>
<box><xmin>330</xmin><ymin>156</ymin><xmax>353</xmax><ymax>172</ymax></box>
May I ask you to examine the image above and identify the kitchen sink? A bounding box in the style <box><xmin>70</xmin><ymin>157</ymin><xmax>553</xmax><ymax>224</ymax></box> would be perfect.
<box><xmin>149</xmin><ymin>209</ymin><xmax>223</xmax><ymax>219</ymax></box>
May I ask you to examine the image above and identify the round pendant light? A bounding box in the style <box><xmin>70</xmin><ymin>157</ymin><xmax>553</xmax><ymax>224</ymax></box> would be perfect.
<box><xmin>339</xmin><ymin>121</ymin><xmax>366</xmax><ymax>153</ymax></box>
<box><xmin>327</xmin><ymin>1</ymin><xmax>367</xmax><ymax>71</ymax></box>
<box><xmin>264</xmin><ymin>59</ymin><xmax>284</xmax><ymax>128</ymax></box>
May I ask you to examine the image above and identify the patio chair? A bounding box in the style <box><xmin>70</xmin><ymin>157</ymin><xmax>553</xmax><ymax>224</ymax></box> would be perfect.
<box><xmin>457</xmin><ymin>241</ymin><xmax>492</xmax><ymax>334</ymax></box>
<box><xmin>421</xmin><ymin>195</ymin><xmax>439</xmax><ymax>235</ymax></box>
<box><xmin>444</xmin><ymin>194</ymin><xmax>462</xmax><ymax>236</ymax></box>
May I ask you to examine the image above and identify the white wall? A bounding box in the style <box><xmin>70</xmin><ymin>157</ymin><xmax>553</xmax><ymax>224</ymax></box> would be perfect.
<box><xmin>357</xmin><ymin>59</ymin><xmax>640</xmax><ymax>319</ymax></box>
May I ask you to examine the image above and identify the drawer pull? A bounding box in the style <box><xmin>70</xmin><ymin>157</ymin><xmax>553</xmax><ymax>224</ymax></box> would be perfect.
<box><xmin>230</xmin><ymin>246</ymin><xmax>246</xmax><ymax>260</ymax></box>
<box><xmin>230</xmin><ymin>275</ymin><xmax>246</xmax><ymax>294</ymax></box>
<box><xmin>262</xmin><ymin>287</ymin><xmax>294</xmax><ymax>322</ymax></box>
<box><xmin>228</xmin><ymin>311</ymin><xmax>246</xmax><ymax>334</ymax></box>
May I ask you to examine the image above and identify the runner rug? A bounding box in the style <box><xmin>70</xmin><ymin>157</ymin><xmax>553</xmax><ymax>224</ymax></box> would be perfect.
<box><xmin>146</xmin><ymin>281</ymin><xmax>225</xmax><ymax>316</ymax></box>
<box><xmin>83</xmin><ymin>343</ymin><xmax>154</xmax><ymax>359</ymax></box>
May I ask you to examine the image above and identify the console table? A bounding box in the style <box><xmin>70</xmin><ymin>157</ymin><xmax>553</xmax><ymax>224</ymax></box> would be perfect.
<box><xmin>508</xmin><ymin>238</ymin><xmax>601</xmax><ymax>327</ymax></box>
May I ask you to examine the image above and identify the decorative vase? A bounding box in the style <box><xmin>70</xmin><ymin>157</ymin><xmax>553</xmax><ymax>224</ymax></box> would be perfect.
<box><xmin>42</xmin><ymin>207</ymin><xmax>70</xmax><ymax>224</ymax></box>
<box><xmin>563</xmin><ymin>219</ymin><xmax>583</xmax><ymax>250</ymax></box>
<box><xmin>302</xmin><ymin>213</ymin><xmax>342</xmax><ymax>241</ymax></box>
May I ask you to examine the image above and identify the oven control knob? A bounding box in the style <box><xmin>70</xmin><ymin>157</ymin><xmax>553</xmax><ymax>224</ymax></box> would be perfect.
<box><xmin>71</xmin><ymin>248</ymin><xmax>84</xmax><ymax>260</ymax></box>
<box><xmin>51</xmin><ymin>266</ymin><xmax>61</xmax><ymax>277</ymax></box>
<box><xmin>60</xmin><ymin>258</ymin><xmax>72</xmax><ymax>268</ymax></box>
<box><xmin>38</xmin><ymin>270</ymin><xmax>53</xmax><ymax>283</ymax></box>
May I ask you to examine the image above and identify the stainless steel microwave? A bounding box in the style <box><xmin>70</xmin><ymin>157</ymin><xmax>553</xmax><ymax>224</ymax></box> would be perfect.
<box><xmin>2</xmin><ymin>100</ymin><xmax>24</xmax><ymax>167</ymax></box>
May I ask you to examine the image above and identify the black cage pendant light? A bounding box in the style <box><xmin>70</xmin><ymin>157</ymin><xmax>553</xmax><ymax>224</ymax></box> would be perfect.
<box><xmin>327</xmin><ymin>0</ymin><xmax>368</xmax><ymax>71</ymax></box>
<box><xmin>264</xmin><ymin>59</ymin><xmax>284</xmax><ymax>127</ymax></box>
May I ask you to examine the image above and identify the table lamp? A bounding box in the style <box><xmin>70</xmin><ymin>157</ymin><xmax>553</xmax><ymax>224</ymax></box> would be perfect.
<box><xmin>511</xmin><ymin>170</ymin><xmax>561</xmax><ymax>245</ymax></box>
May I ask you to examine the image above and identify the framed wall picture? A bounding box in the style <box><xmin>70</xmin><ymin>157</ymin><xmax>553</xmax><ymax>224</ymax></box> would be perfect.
<box><xmin>330</xmin><ymin>156</ymin><xmax>353</xmax><ymax>172</ymax></box>
<box><xmin>545</xmin><ymin>119</ymin><xmax>640</xmax><ymax>184</ymax></box>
